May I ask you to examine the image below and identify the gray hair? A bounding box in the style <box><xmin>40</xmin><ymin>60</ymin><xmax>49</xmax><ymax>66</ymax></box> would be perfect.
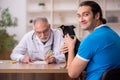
<box><xmin>33</xmin><ymin>17</ymin><xmax>49</xmax><ymax>25</ymax></box>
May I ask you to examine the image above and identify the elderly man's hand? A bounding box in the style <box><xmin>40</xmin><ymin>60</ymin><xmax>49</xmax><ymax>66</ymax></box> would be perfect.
<box><xmin>45</xmin><ymin>54</ymin><xmax>56</xmax><ymax>64</ymax></box>
<box><xmin>22</xmin><ymin>56</ymin><xmax>32</xmax><ymax>64</ymax></box>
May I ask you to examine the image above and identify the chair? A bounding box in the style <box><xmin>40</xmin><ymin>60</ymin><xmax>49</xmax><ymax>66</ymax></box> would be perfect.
<box><xmin>101</xmin><ymin>67</ymin><xmax>120</xmax><ymax>80</ymax></box>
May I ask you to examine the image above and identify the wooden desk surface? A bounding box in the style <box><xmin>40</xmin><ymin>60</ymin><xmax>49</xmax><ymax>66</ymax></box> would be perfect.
<box><xmin>0</xmin><ymin>60</ymin><xmax>67</xmax><ymax>73</ymax></box>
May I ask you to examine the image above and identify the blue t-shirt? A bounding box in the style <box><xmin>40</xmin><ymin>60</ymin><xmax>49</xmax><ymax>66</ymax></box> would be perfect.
<box><xmin>77</xmin><ymin>25</ymin><xmax>120</xmax><ymax>80</ymax></box>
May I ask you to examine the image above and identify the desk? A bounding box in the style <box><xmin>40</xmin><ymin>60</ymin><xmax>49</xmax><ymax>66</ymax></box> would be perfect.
<box><xmin>0</xmin><ymin>60</ymin><xmax>77</xmax><ymax>80</ymax></box>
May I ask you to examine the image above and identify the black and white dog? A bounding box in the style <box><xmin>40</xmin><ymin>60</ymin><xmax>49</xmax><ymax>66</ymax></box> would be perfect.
<box><xmin>59</xmin><ymin>25</ymin><xmax>80</xmax><ymax>68</ymax></box>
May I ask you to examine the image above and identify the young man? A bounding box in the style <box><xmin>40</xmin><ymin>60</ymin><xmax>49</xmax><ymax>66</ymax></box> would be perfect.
<box><xmin>11</xmin><ymin>17</ymin><xmax>65</xmax><ymax>64</ymax></box>
<box><xmin>61</xmin><ymin>1</ymin><xmax>120</xmax><ymax>80</ymax></box>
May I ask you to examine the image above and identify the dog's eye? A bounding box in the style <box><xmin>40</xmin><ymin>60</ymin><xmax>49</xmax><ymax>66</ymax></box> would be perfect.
<box><xmin>70</xmin><ymin>35</ymin><xmax>75</xmax><ymax>39</ymax></box>
<box><xmin>65</xmin><ymin>32</ymin><xmax>68</xmax><ymax>34</ymax></box>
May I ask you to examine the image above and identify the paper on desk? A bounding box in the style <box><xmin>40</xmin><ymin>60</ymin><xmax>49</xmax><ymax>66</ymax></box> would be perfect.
<box><xmin>30</xmin><ymin>61</ymin><xmax>48</xmax><ymax>64</ymax></box>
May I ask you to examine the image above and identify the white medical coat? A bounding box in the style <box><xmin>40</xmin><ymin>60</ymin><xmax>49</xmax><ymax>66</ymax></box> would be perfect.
<box><xmin>10</xmin><ymin>29</ymin><xmax>65</xmax><ymax>63</ymax></box>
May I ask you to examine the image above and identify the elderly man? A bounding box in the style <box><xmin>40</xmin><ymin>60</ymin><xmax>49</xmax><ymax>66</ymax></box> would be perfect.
<box><xmin>11</xmin><ymin>17</ymin><xmax>65</xmax><ymax>64</ymax></box>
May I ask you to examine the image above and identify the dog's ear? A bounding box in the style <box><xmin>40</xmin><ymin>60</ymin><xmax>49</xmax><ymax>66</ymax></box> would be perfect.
<box><xmin>59</xmin><ymin>25</ymin><xmax>65</xmax><ymax>30</ymax></box>
<box><xmin>29</xmin><ymin>19</ymin><xmax>33</xmax><ymax>23</ymax></box>
<box><xmin>71</xmin><ymin>25</ymin><xmax>76</xmax><ymax>29</ymax></box>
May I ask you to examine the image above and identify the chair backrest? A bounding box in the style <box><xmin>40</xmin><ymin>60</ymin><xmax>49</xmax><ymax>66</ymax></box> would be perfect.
<box><xmin>101</xmin><ymin>67</ymin><xmax>120</xmax><ymax>80</ymax></box>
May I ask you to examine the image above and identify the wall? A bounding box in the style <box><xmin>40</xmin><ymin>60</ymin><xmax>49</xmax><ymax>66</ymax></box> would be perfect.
<box><xmin>0</xmin><ymin>0</ymin><xmax>120</xmax><ymax>41</ymax></box>
<box><xmin>0</xmin><ymin>0</ymin><xmax>26</xmax><ymax>41</ymax></box>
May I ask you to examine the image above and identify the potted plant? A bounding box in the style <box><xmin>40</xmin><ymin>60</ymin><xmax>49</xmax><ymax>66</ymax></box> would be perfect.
<box><xmin>38</xmin><ymin>2</ymin><xmax>45</xmax><ymax>9</ymax></box>
<box><xmin>0</xmin><ymin>8</ymin><xmax>18</xmax><ymax>59</ymax></box>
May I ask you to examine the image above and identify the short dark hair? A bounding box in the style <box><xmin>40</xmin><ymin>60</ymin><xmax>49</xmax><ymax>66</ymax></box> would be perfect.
<box><xmin>79</xmin><ymin>1</ymin><xmax>106</xmax><ymax>24</ymax></box>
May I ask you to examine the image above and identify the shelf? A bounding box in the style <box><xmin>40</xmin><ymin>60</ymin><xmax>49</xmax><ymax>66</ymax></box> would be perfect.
<box><xmin>26</xmin><ymin>0</ymin><xmax>120</xmax><ymax>39</ymax></box>
<box><xmin>27</xmin><ymin>9</ymin><xmax>51</xmax><ymax>13</ymax></box>
<box><xmin>105</xmin><ymin>9</ymin><xmax>120</xmax><ymax>12</ymax></box>
<box><xmin>107</xmin><ymin>23</ymin><xmax>120</xmax><ymax>25</ymax></box>
<box><xmin>27</xmin><ymin>0</ymin><xmax>78</xmax><ymax>26</ymax></box>
<box><xmin>105</xmin><ymin>0</ymin><xmax>120</xmax><ymax>10</ymax></box>
<box><xmin>53</xmin><ymin>0</ymin><xmax>78</xmax><ymax>10</ymax></box>
<box><xmin>53</xmin><ymin>9</ymin><xmax>77</xmax><ymax>13</ymax></box>
<box><xmin>52</xmin><ymin>0</ymin><xmax>78</xmax><ymax>31</ymax></box>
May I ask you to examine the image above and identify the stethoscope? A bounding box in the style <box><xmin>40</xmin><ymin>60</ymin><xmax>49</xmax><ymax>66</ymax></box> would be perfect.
<box><xmin>31</xmin><ymin>30</ymin><xmax>54</xmax><ymax>52</ymax></box>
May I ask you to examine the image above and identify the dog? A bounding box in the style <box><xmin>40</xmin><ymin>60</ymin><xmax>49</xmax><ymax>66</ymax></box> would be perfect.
<box><xmin>59</xmin><ymin>25</ymin><xmax>80</xmax><ymax>68</ymax></box>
